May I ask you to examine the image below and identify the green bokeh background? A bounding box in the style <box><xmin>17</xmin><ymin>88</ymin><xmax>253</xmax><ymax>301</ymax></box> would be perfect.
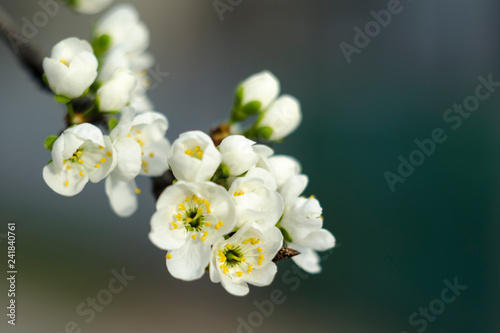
<box><xmin>0</xmin><ymin>0</ymin><xmax>499</xmax><ymax>332</ymax></box>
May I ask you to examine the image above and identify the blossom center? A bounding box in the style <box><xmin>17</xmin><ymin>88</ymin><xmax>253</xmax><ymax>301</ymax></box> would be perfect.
<box><xmin>217</xmin><ymin>239</ymin><xmax>264</xmax><ymax>277</ymax></box>
<box><xmin>185</xmin><ymin>146</ymin><xmax>204</xmax><ymax>160</ymax></box>
<box><xmin>170</xmin><ymin>194</ymin><xmax>224</xmax><ymax>242</ymax></box>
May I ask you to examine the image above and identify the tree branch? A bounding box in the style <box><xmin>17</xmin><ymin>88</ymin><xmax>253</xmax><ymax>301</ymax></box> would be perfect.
<box><xmin>0</xmin><ymin>5</ymin><xmax>49</xmax><ymax>92</ymax></box>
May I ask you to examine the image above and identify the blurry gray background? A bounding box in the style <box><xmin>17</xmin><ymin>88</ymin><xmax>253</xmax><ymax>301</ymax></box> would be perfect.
<box><xmin>1</xmin><ymin>0</ymin><xmax>499</xmax><ymax>332</ymax></box>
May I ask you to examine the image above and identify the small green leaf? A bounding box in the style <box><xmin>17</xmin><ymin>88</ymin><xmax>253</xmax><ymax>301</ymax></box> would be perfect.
<box><xmin>233</xmin><ymin>85</ymin><xmax>243</xmax><ymax>107</ymax></box>
<box><xmin>242</xmin><ymin>101</ymin><xmax>261</xmax><ymax>116</ymax></box>
<box><xmin>219</xmin><ymin>163</ymin><xmax>230</xmax><ymax>178</ymax></box>
<box><xmin>54</xmin><ymin>95</ymin><xmax>71</xmax><ymax>104</ymax></box>
<box><xmin>44</xmin><ymin>136</ymin><xmax>58</xmax><ymax>151</ymax></box>
<box><xmin>278</xmin><ymin>226</ymin><xmax>293</xmax><ymax>244</ymax></box>
<box><xmin>256</xmin><ymin>126</ymin><xmax>273</xmax><ymax>140</ymax></box>
<box><xmin>92</xmin><ymin>34</ymin><xmax>111</xmax><ymax>57</ymax></box>
<box><xmin>42</xmin><ymin>74</ymin><xmax>49</xmax><ymax>87</ymax></box>
<box><xmin>108</xmin><ymin>117</ymin><xmax>118</xmax><ymax>131</ymax></box>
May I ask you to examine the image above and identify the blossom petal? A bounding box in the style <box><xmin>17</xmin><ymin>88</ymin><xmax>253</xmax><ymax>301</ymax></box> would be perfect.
<box><xmin>166</xmin><ymin>241</ymin><xmax>210</xmax><ymax>281</ymax></box>
<box><xmin>140</xmin><ymin>137</ymin><xmax>170</xmax><ymax>177</ymax></box>
<box><xmin>291</xmin><ymin>247</ymin><xmax>322</xmax><ymax>274</ymax></box>
<box><xmin>105</xmin><ymin>174</ymin><xmax>138</xmax><ymax>217</ymax></box>
<box><xmin>295</xmin><ymin>229</ymin><xmax>335</xmax><ymax>252</ymax></box>
<box><xmin>113</xmin><ymin>137</ymin><xmax>142</xmax><ymax>181</ymax></box>
<box><xmin>43</xmin><ymin>162</ymin><xmax>88</xmax><ymax>196</ymax></box>
<box><xmin>243</xmin><ymin>262</ymin><xmax>278</xmax><ymax>287</ymax></box>
<box><xmin>149</xmin><ymin>208</ymin><xmax>187</xmax><ymax>250</ymax></box>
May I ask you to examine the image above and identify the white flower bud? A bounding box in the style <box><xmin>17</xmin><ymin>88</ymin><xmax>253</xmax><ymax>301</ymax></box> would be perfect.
<box><xmin>97</xmin><ymin>68</ymin><xmax>137</xmax><ymax>112</ymax></box>
<box><xmin>239</xmin><ymin>71</ymin><xmax>280</xmax><ymax>110</ymax></box>
<box><xmin>94</xmin><ymin>4</ymin><xmax>149</xmax><ymax>55</ymax></box>
<box><xmin>258</xmin><ymin>95</ymin><xmax>302</xmax><ymax>141</ymax></box>
<box><xmin>43</xmin><ymin>37</ymin><xmax>98</xmax><ymax>99</ymax></box>
<box><xmin>219</xmin><ymin>135</ymin><xmax>258</xmax><ymax>176</ymax></box>
<box><xmin>167</xmin><ymin>131</ymin><xmax>222</xmax><ymax>182</ymax></box>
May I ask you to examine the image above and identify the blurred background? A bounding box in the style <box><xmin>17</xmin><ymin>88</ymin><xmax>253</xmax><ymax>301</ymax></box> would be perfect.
<box><xmin>1</xmin><ymin>0</ymin><xmax>499</xmax><ymax>332</ymax></box>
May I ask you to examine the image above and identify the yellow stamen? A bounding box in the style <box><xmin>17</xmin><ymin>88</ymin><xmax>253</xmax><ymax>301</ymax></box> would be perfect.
<box><xmin>191</xmin><ymin>234</ymin><xmax>196</xmax><ymax>240</ymax></box>
<box><xmin>185</xmin><ymin>149</ymin><xmax>194</xmax><ymax>156</ymax></box>
<box><xmin>247</xmin><ymin>265</ymin><xmax>253</xmax><ymax>274</ymax></box>
<box><xmin>233</xmin><ymin>191</ymin><xmax>244</xmax><ymax>197</ymax></box>
<box><xmin>166</xmin><ymin>253</ymin><xmax>172</xmax><ymax>259</ymax></box>
<box><xmin>64</xmin><ymin>180</ymin><xmax>69</xmax><ymax>187</ymax></box>
<box><xmin>144</xmin><ymin>168</ymin><xmax>149</xmax><ymax>173</ymax></box>
<box><xmin>178</xmin><ymin>203</ymin><xmax>186</xmax><ymax>211</ymax></box>
<box><xmin>259</xmin><ymin>254</ymin><xmax>264</xmax><ymax>260</ymax></box>
<box><xmin>149</xmin><ymin>152</ymin><xmax>154</xmax><ymax>158</ymax></box>
<box><xmin>106</xmin><ymin>151</ymin><xmax>112</xmax><ymax>157</ymax></box>
<box><xmin>79</xmin><ymin>171</ymin><xmax>84</xmax><ymax>177</ymax></box>
<box><xmin>95</xmin><ymin>164</ymin><xmax>100</xmax><ymax>168</ymax></box>
<box><xmin>78</xmin><ymin>159</ymin><xmax>84</xmax><ymax>164</ymax></box>
<box><xmin>100</xmin><ymin>158</ymin><xmax>106</xmax><ymax>163</ymax></box>
<box><xmin>236</xmin><ymin>272</ymin><xmax>243</xmax><ymax>277</ymax></box>
<box><xmin>205</xmin><ymin>222</ymin><xmax>211</xmax><ymax>227</ymax></box>
<box><xmin>76</xmin><ymin>151</ymin><xmax>82</xmax><ymax>157</ymax></box>
<box><xmin>135</xmin><ymin>188</ymin><xmax>141</xmax><ymax>194</ymax></box>
<box><xmin>98</xmin><ymin>145</ymin><xmax>104</xmax><ymax>150</ymax></box>
<box><xmin>257</xmin><ymin>247</ymin><xmax>263</xmax><ymax>253</ymax></box>
<box><xmin>257</xmin><ymin>260</ymin><xmax>263</xmax><ymax>265</ymax></box>
<box><xmin>66</xmin><ymin>165</ymin><xmax>71</xmax><ymax>170</ymax></box>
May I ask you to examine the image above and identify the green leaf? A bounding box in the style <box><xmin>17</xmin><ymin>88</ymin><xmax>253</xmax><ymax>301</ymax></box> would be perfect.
<box><xmin>256</xmin><ymin>126</ymin><xmax>273</xmax><ymax>140</ymax></box>
<box><xmin>233</xmin><ymin>85</ymin><xmax>243</xmax><ymax>107</ymax></box>
<box><xmin>44</xmin><ymin>136</ymin><xmax>58</xmax><ymax>151</ymax></box>
<box><xmin>42</xmin><ymin>74</ymin><xmax>49</xmax><ymax>87</ymax></box>
<box><xmin>242</xmin><ymin>101</ymin><xmax>261</xmax><ymax>116</ymax></box>
<box><xmin>278</xmin><ymin>227</ymin><xmax>293</xmax><ymax>244</ymax></box>
<box><xmin>108</xmin><ymin>117</ymin><xmax>118</xmax><ymax>131</ymax></box>
<box><xmin>92</xmin><ymin>34</ymin><xmax>111</xmax><ymax>57</ymax></box>
<box><xmin>54</xmin><ymin>95</ymin><xmax>71</xmax><ymax>104</ymax></box>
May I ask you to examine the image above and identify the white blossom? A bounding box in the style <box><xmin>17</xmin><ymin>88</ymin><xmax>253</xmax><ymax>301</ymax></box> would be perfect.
<box><xmin>97</xmin><ymin>68</ymin><xmax>137</xmax><ymax>112</ymax></box>
<box><xmin>219</xmin><ymin>135</ymin><xmax>258</xmax><ymax>176</ymax></box>
<box><xmin>149</xmin><ymin>181</ymin><xmax>236</xmax><ymax>281</ymax></box>
<box><xmin>210</xmin><ymin>222</ymin><xmax>282</xmax><ymax>296</ymax></box>
<box><xmin>97</xmin><ymin>46</ymin><xmax>130</xmax><ymax>82</ymax></box>
<box><xmin>228</xmin><ymin>168</ymin><xmax>283</xmax><ymax>229</ymax></box>
<box><xmin>278</xmin><ymin>175</ymin><xmax>335</xmax><ymax>274</ymax></box>
<box><xmin>72</xmin><ymin>0</ymin><xmax>113</xmax><ymax>15</ymax></box>
<box><xmin>105</xmin><ymin>107</ymin><xmax>143</xmax><ymax>217</ymax></box>
<box><xmin>105</xmin><ymin>109</ymin><xmax>169</xmax><ymax>215</ymax></box>
<box><xmin>94</xmin><ymin>4</ymin><xmax>149</xmax><ymax>55</ymax></box>
<box><xmin>258</xmin><ymin>95</ymin><xmax>302</xmax><ymax>141</ymax></box>
<box><xmin>43</xmin><ymin>37</ymin><xmax>98</xmax><ymax>99</ymax></box>
<box><xmin>238</xmin><ymin>71</ymin><xmax>280</xmax><ymax>111</ymax></box>
<box><xmin>167</xmin><ymin>131</ymin><xmax>222</xmax><ymax>182</ymax></box>
<box><xmin>43</xmin><ymin>123</ymin><xmax>116</xmax><ymax>196</ymax></box>
<box><xmin>267</xmin><ymin>155</ymin><xmax>301</xmax><ymax>190</ymax></box>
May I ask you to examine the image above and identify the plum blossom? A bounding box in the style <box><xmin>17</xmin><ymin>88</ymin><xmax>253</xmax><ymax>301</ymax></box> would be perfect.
<box><xmin>43</xmin><ymin>37</ymin><xmax>98</xmax><ymax>99</ymax></box>
<box><xmin>278</xmin><ymin>175</ymin><xmax>335</xmax><ymax>273</ymax></box>
<box><xmin>149</xmin><ymin>181</ymin><xmax>236</xmax><ymax>280</ymax></box>
<box><xmin>167</xmin><ymin>131</ymin><xmax>222</xmax><ymax>182</ymax></box>
<box><xmin>43</xmin><ymin>123</ymin><xmax>116</xmax><ymax>196</ymax></box>
<box><xmin>210</xmin><ymin>222</ymin><xmax>283</xmax><ymax>296</ymax></box>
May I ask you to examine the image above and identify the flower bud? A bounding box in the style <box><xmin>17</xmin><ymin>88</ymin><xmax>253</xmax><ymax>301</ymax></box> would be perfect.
<box><xmin>97</xmin><ymin>68</ymin><xmax>137</xmax><ymax>112</ymax></box>
<box><xmin>43</xmin><ymin>37</ymin><xmax>98</xmax><ymax>99</ymax></box>
<box><xmin>258</xmin><ymin>95</ymin><xmax>302</xmax><ymax>141</ymax></box>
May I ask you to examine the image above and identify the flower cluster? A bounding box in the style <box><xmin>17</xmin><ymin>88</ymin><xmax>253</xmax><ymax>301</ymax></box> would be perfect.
<box><xmin>42</xmin><ymin>4</ymin><xmax>154</xmax><ymax>112</ymax></box>
<box><xmin>42</xmin><ymin>5</ymin><xmax>169</xmax><ymax>217</ymax></box>
<box><xmin>39</xmin><ymin>3</ymin><xmax>335</xmax><ymax>296</ymax></box>
<box><xmin>43</xmin><ymin>107</ymin><xmax>170</xmax><ymax>217</ymax></box>
<box><xmin>148</xmin><ymin>73</ymin><xmax>335</xmax><ymax>296</ymax></box>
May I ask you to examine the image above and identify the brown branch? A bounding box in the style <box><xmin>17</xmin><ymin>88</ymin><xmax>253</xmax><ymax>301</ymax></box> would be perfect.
<box><xmin>0</xmin><ymin>5</ymin><xmax>48</xmax><ymax>92</ymax></box>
